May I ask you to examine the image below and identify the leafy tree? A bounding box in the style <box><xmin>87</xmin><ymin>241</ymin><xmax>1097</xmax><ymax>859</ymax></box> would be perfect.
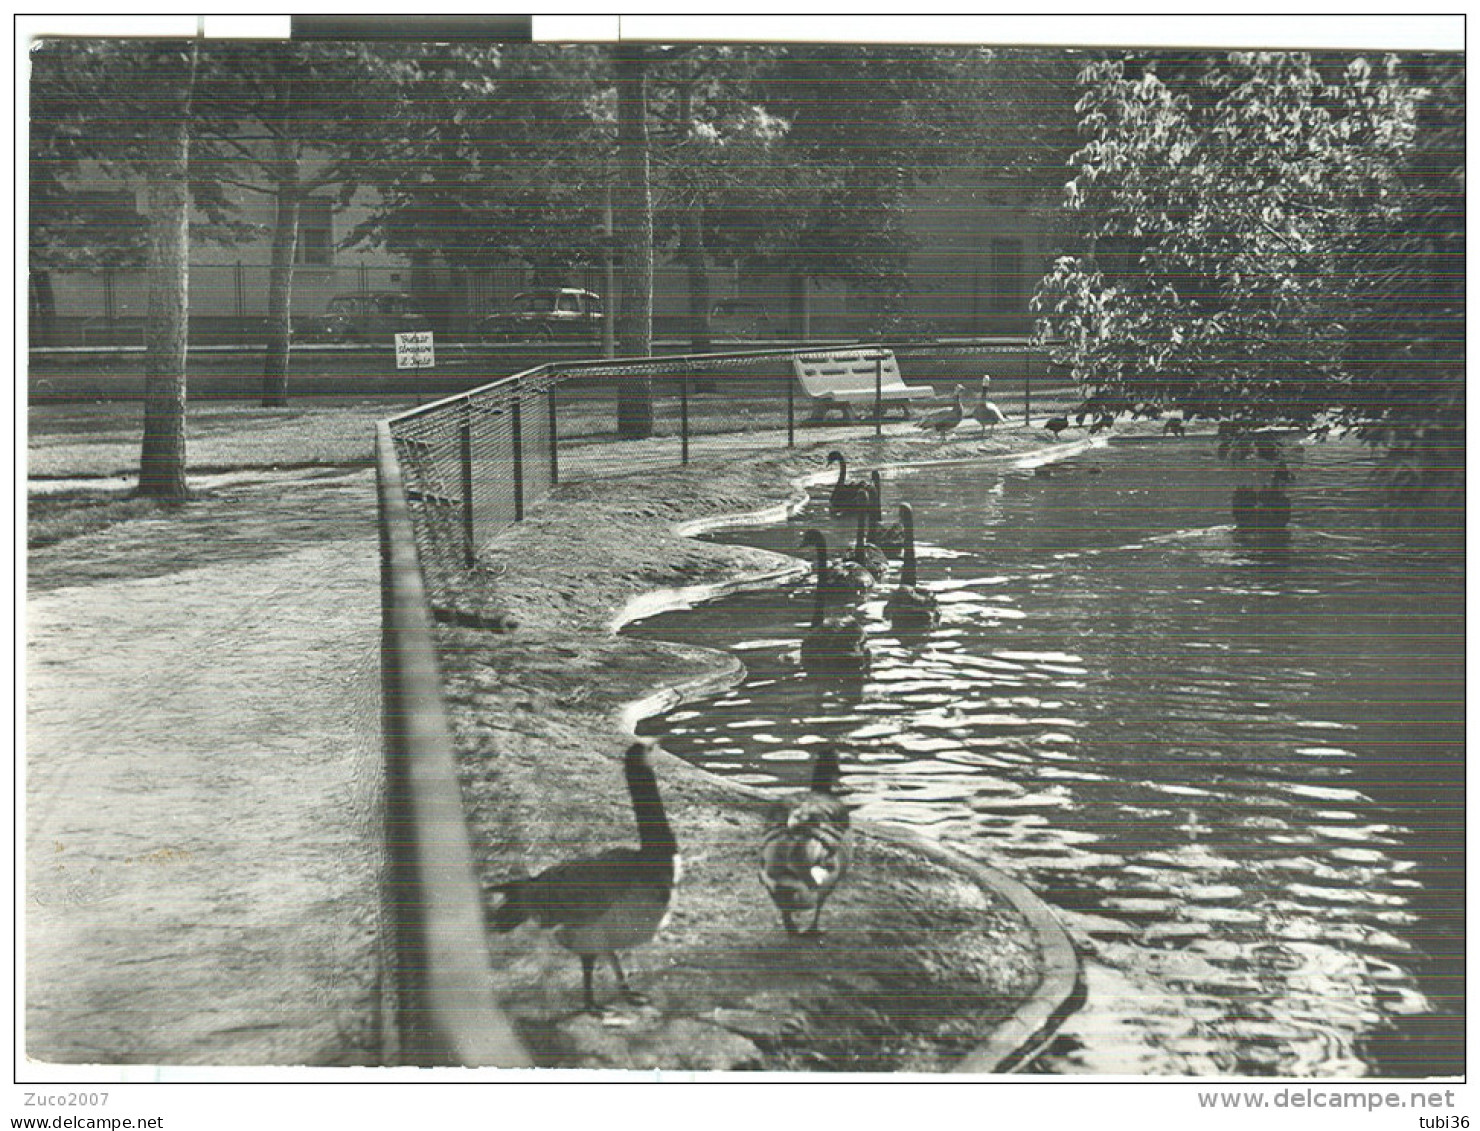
<box><xmin>1336</xmin><ymin>53</ymin><xmax>1464</xmax><ymax>510</ymax></box>
<box><xmin>969</xmin><ymin>47</ymin><xmax>1086</xmax><ymax>238</ymax></box>
<box><xmin>741</xmin><ymin>44</ymin><xmax>994</xmax><ymax>333</ymax></box>
<box><xmin>191</xmin><ymin>41</ymin><xmax>417</xmax><ymax>406</ymax></box>
<box><xmin>346</xmin><ymin>45</ymin><xmax>608</xmax><ymax>295</ymax></box>
<box><xmin>1032</xmin><ymin>50</ymin><xmax>1434</xmax><ymax>453</ymax></box>
<box><xmin>30</xmin><ymin>38</ymin><xmax>227</xmax><ymax>499</ymax></box>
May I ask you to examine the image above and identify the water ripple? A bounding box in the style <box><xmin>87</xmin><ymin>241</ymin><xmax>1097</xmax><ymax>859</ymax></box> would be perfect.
<box><xmin>632</xmin><ymin>439</ymin><xmax>1461</xmax><ymax>1077</ymax></box>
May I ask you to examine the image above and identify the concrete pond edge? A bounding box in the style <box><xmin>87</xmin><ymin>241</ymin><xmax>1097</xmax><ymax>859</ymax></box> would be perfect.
<box><xmin>608</xmin><ymin>444</ymin><xmax>1091</xmax><ymax>1074</ymax></box>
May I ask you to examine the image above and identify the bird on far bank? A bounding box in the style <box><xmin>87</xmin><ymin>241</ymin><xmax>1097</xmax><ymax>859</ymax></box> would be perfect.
<box><xmin>917</xmin><ymin>385</ymin><xmax>966</xmax><ymax>434</ymax></box>
<box><xmin>1044</xmin><ymin>415</ymin><xmax>1070</xmax><ymax>440</ymax></box>
<box><xmin>973</xmin><ymin>376</ymin><xmax>1009</xmax><ymax>436</ymax></box>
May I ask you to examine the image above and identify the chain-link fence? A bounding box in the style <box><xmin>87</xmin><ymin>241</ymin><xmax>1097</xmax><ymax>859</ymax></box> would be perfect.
<box><xmin>383</xmin><ymin>338</ymin><xmax>1070</xmax><ymax>621</ymax></box>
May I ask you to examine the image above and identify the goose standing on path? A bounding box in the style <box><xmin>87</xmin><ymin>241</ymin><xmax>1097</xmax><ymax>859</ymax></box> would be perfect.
<box><xmin>798</xmin><ymin>529</ymin><xmax>871</xmax><ymax>675</ymax></box>
<box><xmin>917</xmin><ymin>384</ymin><xmax>966</xmax><ymax>434</ymax></box>
<box><xmin>760</xmin><ymin>745</ymin><xmax>852</xmax><ymax>937</ymax></box>
<box><xmin>973</xmin><ymin>376</ymin><xmax>1008</xmax><ymax>436</ymax></box>
<box><xmin>1044</xmin><ymin>415</ymin><xmax>1070</xmax><ymax>441</ymax></box>
<box><xmin>491</xmin><ymin>740</ymin><xmax>680</xmax><ymax>1012</ymax></box>
<box><xmin>884</xmin><ymin>503</ymin><xmax>940</xmax><ymax>633</ymax></box>
<box><xmin>826</xmin><ymin>451</ymin><xmax>870</xmax><ymax>518</ymax></box>
<box><xmin>868</xmin><ymin>471</ymin><xmax>905</xmax><ymax>558</ymax></box>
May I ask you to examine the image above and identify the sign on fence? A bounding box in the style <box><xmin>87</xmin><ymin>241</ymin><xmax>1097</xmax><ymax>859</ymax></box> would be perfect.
<box><xmin>395</xmin><ymin>331</ymin><xmax>435</xmax><ymax>369</ymax></box>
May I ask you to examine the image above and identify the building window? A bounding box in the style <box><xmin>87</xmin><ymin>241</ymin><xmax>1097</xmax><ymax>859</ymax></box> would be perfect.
<box><xmin>38</xmin><ymin>190</ymin><xmax>145</xmax><ymax>262</ymax></box>
<box><xmin>297</xmin><ymin>196</ymin><xmax>333</xmax><ymax>265</ymax></box>
<box><xmin>989</xmin><ymin>237</ymin><xmax>1023</xmax><ymax>313</ymax></box>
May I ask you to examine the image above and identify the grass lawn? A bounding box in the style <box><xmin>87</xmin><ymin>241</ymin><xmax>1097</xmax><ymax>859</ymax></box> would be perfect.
<box><xmin>26</xmin><ymin>396</ymin><xmax>417</xmax><ymax>480</ymax></box>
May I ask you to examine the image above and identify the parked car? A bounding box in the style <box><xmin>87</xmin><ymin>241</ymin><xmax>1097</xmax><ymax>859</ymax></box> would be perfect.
<box><xmin>478</xmin><ymin>288</ymin><xmax>603</xmax><ymax>343</ymax></box>
<box><xmin>710</xmin><ymin>299</ymin><xmax>779</xmax><ymax>341</ymax></box>
<box><xmin>297</xmin><ymin>291</ymin><xmax>434</xmax><ymax>344</ymax></box>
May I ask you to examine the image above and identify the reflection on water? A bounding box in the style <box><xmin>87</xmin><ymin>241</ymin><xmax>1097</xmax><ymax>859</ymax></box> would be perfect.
<box><xmin>627</xmin><ymin>438</ymin><xmax>1463</xmax><ymax>1077</ymax></box>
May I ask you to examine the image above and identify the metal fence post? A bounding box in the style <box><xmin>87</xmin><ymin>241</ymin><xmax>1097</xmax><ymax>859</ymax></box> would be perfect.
<box><xmin>459</xmin><ymin>400</ymin><xmax>475</xmax><ymax>568</ymax></box>
<box><xmin>511</xmin><ymin>385</ymin><xmax>524</xmax><ymax>522</ymax></box>
<box><xmin>1024</xmin><ymin>347</ymin><xmax>1033</xmax><ymax>427</ymax></box>
<box><xmin>548</xmin><ymin>381</ymin><xmax>559</xmax><ymax>487</ymax></box>
<box><xmin>680</xmin><ymin>372</ymin><xmax>690</xmax><ymax>465</ymax></box>
<box><xmin>875</xmin><ymin>354</ymin><xmax>883</xmax><ymax>438</ymax></box>
<box><xmin>786</xmin><ymin>370</ymin><xmax>795</xmax><ymax>448</ymax></box>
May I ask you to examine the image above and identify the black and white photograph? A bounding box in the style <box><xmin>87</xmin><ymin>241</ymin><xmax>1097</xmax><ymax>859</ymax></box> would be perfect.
<box><xmin>15</xmin><ymin>10</ymin><xmax>1467</xmax><ymax>1122</ymax></box>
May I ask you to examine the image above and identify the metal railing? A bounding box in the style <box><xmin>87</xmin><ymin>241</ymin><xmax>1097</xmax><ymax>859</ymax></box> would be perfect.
<box><xmin>383</xmin><ymin>337</ymin><xmax>1061</xmax><ymax>617</ymax></box>
<box><xmin>376</xmin><ymin>422</ymin><xmax>530</xmax><ymax>1067</ymax></box>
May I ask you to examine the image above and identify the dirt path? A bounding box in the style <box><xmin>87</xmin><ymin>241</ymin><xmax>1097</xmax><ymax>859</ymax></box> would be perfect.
<box><xmin>25</xmin><ymin>473</ymin><xmax>384</xmax><ymax>1066</ymax></box>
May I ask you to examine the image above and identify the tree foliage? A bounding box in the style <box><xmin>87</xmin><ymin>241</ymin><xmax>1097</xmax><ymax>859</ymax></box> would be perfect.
<box><xmin>29</xmin><ymin>38</ymin><xmax>244</xmax><ymax>268</ymax></box>
<box><xmin>1031</xmin><ymin>50</ymin><xmax>1461</xmax><ymax>503</ymax></box>
<box><xmin>346</xmin><ymin>44</ymin><xmax>608</xmax><ymax>277</ymax></box>
<box><xmin>350</xmin><ymin>42</ymin><xmax>998</xmax><ymax>334</ymax></box>
<box><xmin>739</xmin><ymin>44</ymin><xmax>993</xmax><ymax>320</ymax></box>
<box><xmin>1336</xmin><ymin>53</ymin><xmax>1464</xmax><ymax>507</ymax></box>
<box><xmin>192</xmin><ymin>41</ymin><xmax>419</xmax><ymax>404</ymax></box>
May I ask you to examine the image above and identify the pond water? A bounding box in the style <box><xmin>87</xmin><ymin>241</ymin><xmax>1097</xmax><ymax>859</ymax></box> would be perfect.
<box><xmin>626</xmin><ymin>437</ymin><xmax>1464</xmax><ymax>1077</ymax></box>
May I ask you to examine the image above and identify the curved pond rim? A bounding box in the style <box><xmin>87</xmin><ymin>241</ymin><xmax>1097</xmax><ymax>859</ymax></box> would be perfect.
<box><xmin>614</xmin><ymin>435</ymin><xmax>1119</xmax><ymax>635</ymax></box>
<box><xmin>609</xmin><ymin>440</ymin><xmax>1097</xmax><ymax>1073</ymax></box>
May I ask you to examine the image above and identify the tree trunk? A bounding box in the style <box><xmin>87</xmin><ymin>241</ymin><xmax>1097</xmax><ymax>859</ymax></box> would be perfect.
<box><xmin>789</xmin><ymin>270</ymin><xmax>811</xmax><ymax>340</ymax></box>
<box><xmin>139</xmin><ymin>50</ymin><xmax>194</xmax><ymax>501</ymax></box>
<box><xmin>260</xmin><ymin>134</ymin><xmax>299</xmax><ymax>408</ymax></box>
<box><xmin>613</xmin><ymin>44</ymin><xmax>654</xmax><ymax>439</ymax></box>
<box><xmin>677</xmin><ymin>81</ymin><xmax>711</xmax><ymax>356</ymax></box>
<box><xmin>601</xmin><ymin>173</ymin><xmax>616</xmax><ymax>359</ymax></box>
<box><xmin>682</xmin><ymin>220</ymin><xmax>711</xmax><ymax>353</ymax></box>
<box><xmin>29</xmin><ymin>269</ymin><xmax>56</xmax><ymax>347</ymax></box>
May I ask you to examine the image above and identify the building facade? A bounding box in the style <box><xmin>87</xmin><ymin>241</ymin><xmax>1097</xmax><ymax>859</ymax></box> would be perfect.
<box><xmin>30</xmin><ymin>159</ymin><xmax>1054</xmax><ymax>348</ymax></box>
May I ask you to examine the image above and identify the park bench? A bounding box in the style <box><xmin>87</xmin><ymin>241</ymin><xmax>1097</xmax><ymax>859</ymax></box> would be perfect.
<box><xmin>792</xmin><ymin>348</ymin><xmax>936</xmax><ymax>422</ymax></box>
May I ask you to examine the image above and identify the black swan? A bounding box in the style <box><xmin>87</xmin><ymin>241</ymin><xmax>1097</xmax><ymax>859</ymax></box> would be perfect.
<box><xmin>844</xmin><ymin>485</ymin><xmax>890</xmax><ymax>582</ymax></box>
<box><xmin>868</xmin><ymin>471</ymin><xmax>906</xmax><ymax>558</ymax></box>
<box><xmin>883</xmin><ymin>503</ymin><xmax>940</xmax><ymax>633</ymax></box>
<box><xmin>801</xmin><ymin>525</ymin><xmax>873</xmax><ymax>602</ymax></box>
<box><xmin>798</xmin><ymin>530</ymin><xmax>871</xmax><ymax>675</ymax></box>
<box><xmin>826</xmin><ymin>451</ymin><xmax>870</xmax><ymax>518</ymax></box>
